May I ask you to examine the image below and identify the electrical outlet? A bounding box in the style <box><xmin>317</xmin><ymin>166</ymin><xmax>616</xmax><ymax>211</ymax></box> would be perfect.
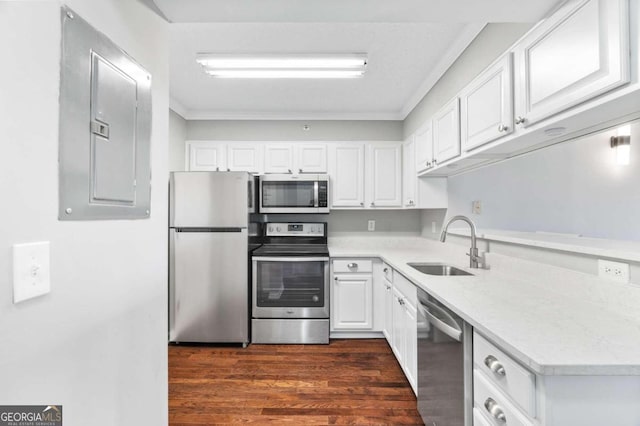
<box><xmin>367</xmin><ymin>220</ymin><xmax>375</xmax><ymax>232</ymax></box>
<box><xmin>598</xmin><ymin>259</ymin><xmax>630</xmax><ymax>284</ymax></box>
<box><xmin>472</xmin><ymin>200</ymin><xmax>482</xmax><ymax>215</ymax></box>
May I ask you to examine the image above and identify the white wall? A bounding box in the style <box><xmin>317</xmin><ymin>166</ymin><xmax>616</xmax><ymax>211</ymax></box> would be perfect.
<box><xmin>0</xmin><ymin>2</ymin><xmax>169</xmax><ymax>425</ymax></box>
<box><xmin>187</xmin><ymin>119</ymin><xmax>403</xmax><ymax>141</ymax></box>
<box><xmin>169</xmin><ymin>109</ymin><xmax>187</xmax><ymax>171</ymax></box>
<box><xmin>445</xmin><ymin>122</ymin><xmax>640</xmax><ymax>241</ymax></box>
<box><xmin>403</xmin><ymin>23</ymin><xmax>532</xmax><ymax>137</ymax></box>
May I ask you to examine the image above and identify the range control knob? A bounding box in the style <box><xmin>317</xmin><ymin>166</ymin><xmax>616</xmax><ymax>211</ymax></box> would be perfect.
<box><xmin>268</xmin><ymin>226</ymin><xmax>273</xmax><ymax>233</ymax></box>
<box><xmin>276</xmin><ymin>226</ymin><xmax>282</xmax><ymax>232</ymax></box>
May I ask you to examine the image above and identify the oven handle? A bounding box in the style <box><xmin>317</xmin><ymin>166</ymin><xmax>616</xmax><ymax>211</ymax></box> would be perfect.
<box><xmin>253</xmin><ymin>256</ymin><xmax>330</xmax><ymax>262</ymax></box>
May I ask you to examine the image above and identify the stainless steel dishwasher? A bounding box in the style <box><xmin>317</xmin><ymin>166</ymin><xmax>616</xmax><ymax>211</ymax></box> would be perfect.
<box><xmin>417</xmin><ymin>287</ymin><xmax>473</xmax><ymax>426</ymax></box>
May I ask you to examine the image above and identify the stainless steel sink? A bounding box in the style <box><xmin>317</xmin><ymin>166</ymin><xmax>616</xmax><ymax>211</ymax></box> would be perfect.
<box><xmin>407</xmin><ymin>263</ymin><xmax>473</xmax><ymax>276</ymax></box>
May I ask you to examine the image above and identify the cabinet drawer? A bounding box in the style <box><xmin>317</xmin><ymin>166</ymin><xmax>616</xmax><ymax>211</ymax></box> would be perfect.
<box><xmin>333</xmin><ymin>259</ymin><xmax>373</xmax><ymax>273</ymax></box>
<box><xmin>474</xmin><ymin>370</ymin><xmax>533</xmax><ymax>426</ymax></box>
<box><xmin>474</xmin><ymin>332</ymin><xmax>535</xmax><ymax>417</ymax></box>
<box><xmin>473</xmin><ymin>407</ymin><xmax>493</xmax><ymax>426</ymax></box>
<box><xmin>382</xmin><ymin>262</ymin><xmax>393</xmax><ymax>282</ymax></box>
<box><xmin>393</xmin><ymin>272</ymin><xmax>416</xmax><ymax>307</ymax></box>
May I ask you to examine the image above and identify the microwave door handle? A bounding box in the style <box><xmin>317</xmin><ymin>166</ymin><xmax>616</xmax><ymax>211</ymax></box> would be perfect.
<box><xmin>314</xmin><ymin>181</ymin><xmax>319</xmax><ymax>208</ymax></box>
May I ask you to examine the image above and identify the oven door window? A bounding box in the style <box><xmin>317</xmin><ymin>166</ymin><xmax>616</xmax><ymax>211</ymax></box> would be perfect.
<box><xmin>256</xmin><ymin>261</ymin><xmax>325</xmax><ymax>307</ymax></box>
<box><xmin>262</xmin><ymin>181</ymin><xmax>315</xmax><ymax>208</ymax></box>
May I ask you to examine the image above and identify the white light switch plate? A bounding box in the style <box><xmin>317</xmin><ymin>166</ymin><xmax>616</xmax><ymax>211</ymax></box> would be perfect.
<box><xmin>13</xmin><ymin>241</ymin><xmax>51</xmax><ymax>303</ymax></box>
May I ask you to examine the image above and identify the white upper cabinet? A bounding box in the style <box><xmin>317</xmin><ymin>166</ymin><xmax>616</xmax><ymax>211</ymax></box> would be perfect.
<box><xmin>402</xmin><ymin>138</ymin><xmax>417</xmax><ymax>208</ymax></box>
<box><xmin>264</xmin><ymin>144</ymin><xmax>294</xmax><ymax>174</ymax></box>
<box><xmin>368</xmin><ymin>144</ymin><xmax>402</xmax><ymax>208</ymax></box>
<box><xmin>297</xmin><ymin>144</ymin><xmax>327</xmax><ymax>173</ymax></box>
<box><xmin>226</xmin><ymin>143</ymin><xmax>263</xmax><ymax>173</ymax></box>
<box><xmin>414</xmin><ymin>121</ymin><xmax>434</xmax><ymax>174</ymax></box>
<box><xmin>433</xmin><ymin>97</ymin><xmax>461</xmax><ymax>163</ymax></box>
<box><xmin>264</xmin><ymin>143</ymin><xmax>327</xmax><ymax>174</ymax></box>
<box><xmin>329</xmin><ymin>143</ymin><xmax>365</xmax><ymax>208</ymax></box>
<box><xmin>186</xmin><ymin>141</ymin><xmax>226</xmax><ymax>171</ymax></box>
<box><xmin>514</xmin><ymin>0</ymin><xmax>630</xmax><ymax>128</ymax></box>
<box><xmin>461</xmin><ymin>54</ymin><xmax>514</xmax><ymax>152</ymax></box>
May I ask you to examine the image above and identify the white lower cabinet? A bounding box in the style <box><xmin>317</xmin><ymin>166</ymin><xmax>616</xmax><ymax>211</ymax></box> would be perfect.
<box><xmin>331</xmin><ymin>259</ymin><xmax>376</xmax><ymax>332</ymax></box>
<box><xmin>332</xmin><ymin>274</ymin><xmax>373</xmax><ymax>330</ymax></box>
<box><xmin>473</xmin><ymin>330</ymin><xmax>640</xmax><ymax>426</ymax></box>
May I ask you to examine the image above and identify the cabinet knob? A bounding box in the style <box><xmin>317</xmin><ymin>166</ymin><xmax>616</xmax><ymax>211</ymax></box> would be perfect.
<box><xmin>370</xmin><ymin>202</ymin><xmax>375</xmax><ymax>207</ymax></box>
<box><xmin>347</xmin><ymin>263</ymin><xmax>358</xmax><ymax>269</ymax></box>
<box><xmin>334</xmin><ymin>277</ymin><xmax>339</xmax><ymax>281</ymax></box>
<box><xmin>227</xmin><ymin>168</ymin><xmax>231</xmax><ymax>171</ymax></box>
<box><xmin>484</xmin><ymin>355</ymin><xmax>506</xmax><ymax>376</ymax></box>
<box><xmin>498</xmin><ymin>124</ymin><xmax>508</xmax><ymax>132</ymax></box>
<box><xmin>484</xmin><ymin>398</ymin><xmax>507</xmax><ymax>423</ymax></box>
<box><xmin>433</xmin><ymin>159</ymin><xmax>438</xmax><ymax>164</ymax></box>
<box><xmin>298</xmin><ymin>168</ymin><xmax>303</xmax><ymax>174</ymax></box>
<box><xmin>216</xmin><ymin>167</ymin><xmax>219</xmax><ymax>171</ymax></box>
<box><xmin>360</xmin><ymin>202</ymin><xmax>364</xmax><ymax>206</ymax></box>
<box><xmin>383</xmin><ymin>267</ymin><xmax>389</xmax><ymax>273</ymax></box>
<box><xmin>288</xmin><ymin>169</ymin><xmax>292</xmax><ymax>174</ymax></box>
<box><xmin>515</xmin><ymin>116</ymin><xmax>526</xmax><ymax>125</ymax></box>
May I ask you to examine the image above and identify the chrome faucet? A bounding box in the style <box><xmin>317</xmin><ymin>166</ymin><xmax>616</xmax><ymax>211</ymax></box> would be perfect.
<box><xmin>440</xmin><ymin>215</ymin><xmax>484</xmax><ymax>269</ymax></box>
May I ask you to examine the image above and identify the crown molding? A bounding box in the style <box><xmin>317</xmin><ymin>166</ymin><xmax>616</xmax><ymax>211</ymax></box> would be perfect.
<box><xmin>178</xmin><ymin>110</ymin><xmax>405</xmax><ymax>121</ymax></box>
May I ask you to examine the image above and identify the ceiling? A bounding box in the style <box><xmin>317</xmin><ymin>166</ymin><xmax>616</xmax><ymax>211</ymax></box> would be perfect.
<box><xmin>149</xmin><ymin>0</ymin><xmax>563</xmax><ymax>120</ymax></box>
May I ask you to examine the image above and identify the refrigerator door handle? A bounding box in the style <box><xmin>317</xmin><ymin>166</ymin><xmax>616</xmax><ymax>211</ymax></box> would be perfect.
<box><xmin>174</xmin><ymin>227</ymin><xmax>245</xmax><ymax>233</ymax></box>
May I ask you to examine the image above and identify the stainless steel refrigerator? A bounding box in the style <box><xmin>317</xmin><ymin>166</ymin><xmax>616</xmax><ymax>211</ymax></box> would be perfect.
<box><xmin>169</xmin><ymin>171</ymin><xmax>254</xmax><ymax>345</ymax></box>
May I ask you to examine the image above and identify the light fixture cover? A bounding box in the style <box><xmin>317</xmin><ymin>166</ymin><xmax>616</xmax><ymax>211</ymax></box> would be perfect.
<box><xmin>196</xmin><ymin>53</ymin><xmax>367</xmax><ymax>79</ymax></box>
<box><xmin>611</xmin><ymin>125</ymin><xmax>632</xmax><ymax>166</ymax></box>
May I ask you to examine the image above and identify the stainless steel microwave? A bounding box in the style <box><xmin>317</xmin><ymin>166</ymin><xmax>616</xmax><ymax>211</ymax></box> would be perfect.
<box><xmin>259</xmin><ymin>174</ymin><xmax>329</xmax><ymax>213</ymax></box>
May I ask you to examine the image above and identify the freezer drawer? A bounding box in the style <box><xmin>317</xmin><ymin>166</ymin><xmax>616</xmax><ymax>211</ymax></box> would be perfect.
<box><xmin>169</xmin><ymin>228</ymin><xmax>248</xmax><ymax>343</ymax></box>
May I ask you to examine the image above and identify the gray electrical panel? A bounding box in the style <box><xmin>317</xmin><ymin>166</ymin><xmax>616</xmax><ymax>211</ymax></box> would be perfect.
<box><xmin>58</xmin><ymin>6</ymin><xmax>152</xmax><ymax>220</ymax></box>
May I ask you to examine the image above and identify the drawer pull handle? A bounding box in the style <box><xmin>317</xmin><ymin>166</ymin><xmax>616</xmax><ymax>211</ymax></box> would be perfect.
<box><xmin>484</xmin><ymin>397</ymin><xmax>507</xmax><ymax>423</ymax></box>
<box><xmin>484</xmin><ymin>355</ymin><xmax>506</xmax><ymax>376</ymax></box>
<box><xmin>383</xmin><ymin>267</ymin><xmax>389</xmax><ymax>273</ymax></box>
<box><xmin>347</xmin><ymin>263</ymin><xmax>358</xmax><ymax>269</ymax></box>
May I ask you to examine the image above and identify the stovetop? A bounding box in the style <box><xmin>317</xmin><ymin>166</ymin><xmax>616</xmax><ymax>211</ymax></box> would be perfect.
<box><xmin>252</xmin><ymin>243</ymin><xmax>329</xmax><ymax>257</ymax></box>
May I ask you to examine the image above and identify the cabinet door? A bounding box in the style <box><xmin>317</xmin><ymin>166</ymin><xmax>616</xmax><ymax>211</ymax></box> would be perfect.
<box><xmin>369</xmin><ymin>144</ymin><xmax>402</xmax><ymax>208</ymax></box>
<box><xmin>415</xmin><ymin>121</ymin><xmax>434</xmax><ymax>173</ymax></box>
<box><xmin>383</xmin><ymin>278</ymin><xmax>393</xmax><ymax>343</ymax></box>
<box><xmin>461</xmin><ymin>54</ymin><xmax>514</xmax><ymax>152</ymax></box>
<box><xmin>514</xmin><ymin>0</ymin><xmax>630</xmax><ymax>127</ymax></box>
<box><xmin>403</xmin><ymin>301</ymin><xmax>418</xmax><ymax>393</ymax></box>
<box><xmin>227</xmin><ymin>144</ymin><xmax>263</xmax><ymax>173</ymax></box>
<box><xmin>264</xmin><ymin>144</ymin><xmax>294</xmax><ymax>174</ymax></box>
<box><xmin>296</xmin><ymin>144</ymin><xmax>327</xmax><ymax>173</ymax></box>
<box><xmin>187</xmin><ymin>142</ymin><xmax>226</xmax><ymax>171</ymax></box>
<box><xmin>329</xmin><ymin>143</ymin><xmax>365</xmax><ymax>208</ymax></box>
<box><xmin>402</xmin><ymin>138</ymin><xmax>416</xmax><ymax>208</ymax></box>
<box><xmin>391</xmin><ymin>287</ymin><xmax>405</xmax><ymax>363</ymax></box>
<box><xmin>332</xmin><ymin>274</ymin><xmax>373</xmax><ymax>330</ymax></box>
<box><xmin>433</xmin><ymin>97</ymin><xmax>461</xmax><ymax>163</ymax></box>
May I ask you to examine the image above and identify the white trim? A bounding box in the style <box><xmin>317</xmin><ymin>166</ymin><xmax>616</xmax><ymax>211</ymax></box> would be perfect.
<box><xmin>399</xmin><ymin>22</ymin><xmax>487</xmax><ymax>119</ymax></box>
<box><xmin>169</xmin><ymin>97</ymin><xmax>188</xmax><ymax>118</ymax></box>
<box><xmin>181</xmin><ymin>110</ymin><xmax>405</xmax><ymax>121</ymax></box>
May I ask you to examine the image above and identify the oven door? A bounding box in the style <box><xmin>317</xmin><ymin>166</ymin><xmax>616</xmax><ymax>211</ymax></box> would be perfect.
<box><xmin>252</xmin><ymin>256</ymin><xmax>330</xmax><ymax>319</ymax></box>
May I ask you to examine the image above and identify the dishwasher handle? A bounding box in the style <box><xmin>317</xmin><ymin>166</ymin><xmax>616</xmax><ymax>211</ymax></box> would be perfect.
<box><xmin>417</xmin><ymin>299</ymin><xmax>462</xmax><ymax>342</ymax></box>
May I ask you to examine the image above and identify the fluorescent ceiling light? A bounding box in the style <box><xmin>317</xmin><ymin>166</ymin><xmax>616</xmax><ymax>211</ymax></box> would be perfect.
<box><xmin>196</xmin><ymin>53</ymin><xmax>367</xmax><ymax>79</ymax></box>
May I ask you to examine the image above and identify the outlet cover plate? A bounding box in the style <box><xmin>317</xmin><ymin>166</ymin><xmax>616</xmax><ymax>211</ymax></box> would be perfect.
<box><xmin>13</xmin><ymin>241</ymin><xmax>51</xmax><ymax>303</ymax></box>
<box><xmin>597</xmin><ymin>259</ymin><xmax>630</xmax><ymax>284</ymax></box>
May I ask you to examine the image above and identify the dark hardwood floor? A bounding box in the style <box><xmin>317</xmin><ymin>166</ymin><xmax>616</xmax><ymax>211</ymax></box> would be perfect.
<box><xmin>169</xmin><ymin>339</ymin><xmax>424</xmax><ymax>425</ymax></box>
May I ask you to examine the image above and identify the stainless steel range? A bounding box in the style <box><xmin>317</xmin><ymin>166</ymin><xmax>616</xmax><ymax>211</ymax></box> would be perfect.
<box><xmin>251</xmin><ymin>222</ymin><xmax>329</xmax><ymax>344</ymax></box>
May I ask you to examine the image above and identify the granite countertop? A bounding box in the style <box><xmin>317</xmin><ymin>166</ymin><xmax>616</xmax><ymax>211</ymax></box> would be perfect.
<box><xmin>328</xmin><ymin>235</ymin><xmax>640</xmax><ymax>376</ymax></box>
